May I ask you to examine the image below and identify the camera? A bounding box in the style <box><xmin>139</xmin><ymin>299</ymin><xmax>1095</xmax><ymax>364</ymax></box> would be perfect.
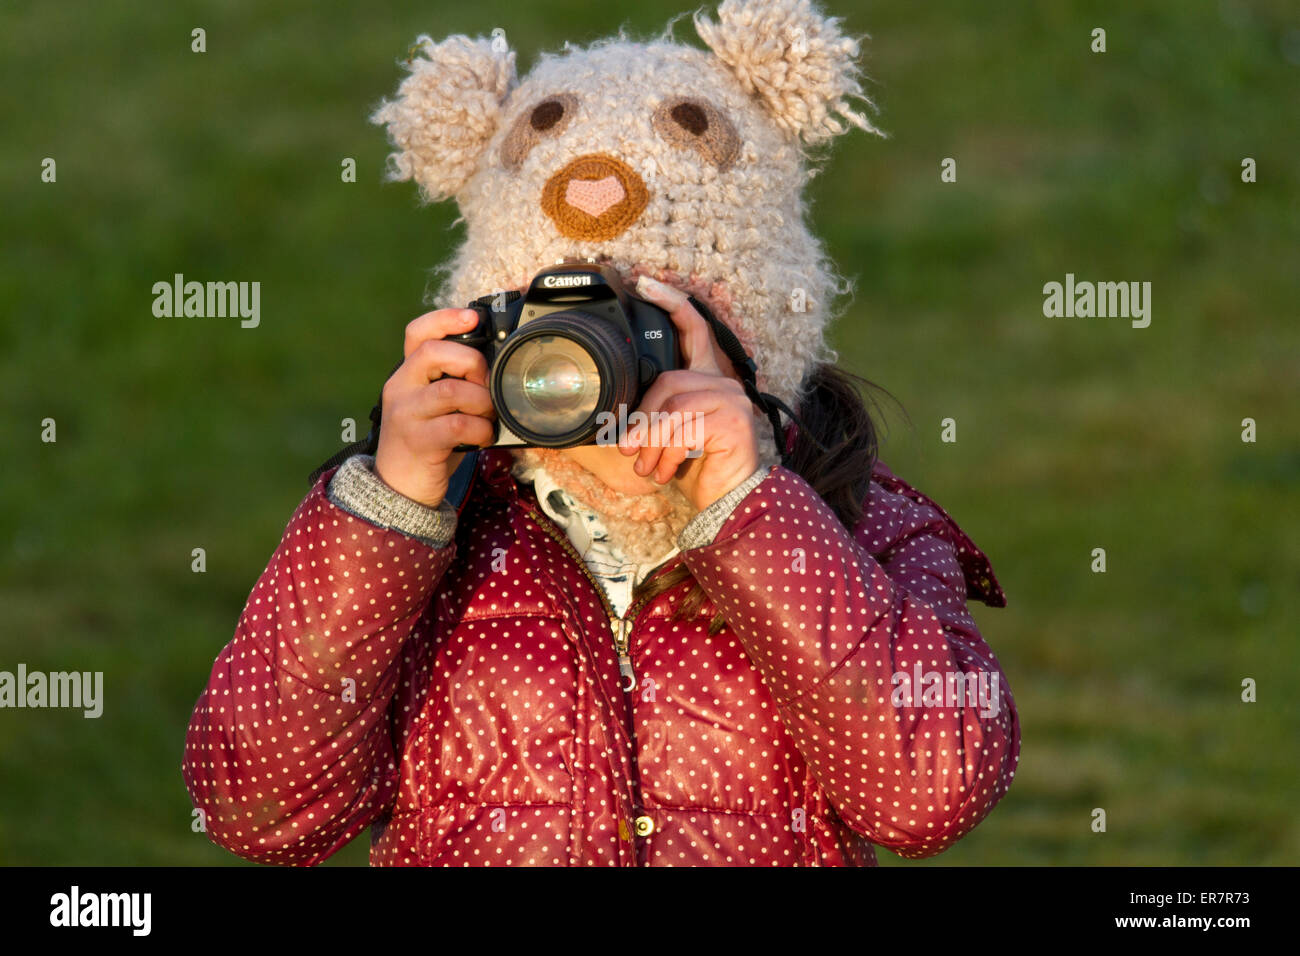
<box><xmin>446</xmin><ymin>259</ymin><xmax>681</xmax><ymax>448</ymax></box>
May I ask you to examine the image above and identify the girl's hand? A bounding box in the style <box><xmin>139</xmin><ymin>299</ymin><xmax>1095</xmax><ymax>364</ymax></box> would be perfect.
<box><xmin>622</xmin><ymin>276</ymin><xmax>761</xmax><ymax>511</ymax></box>
<box><xmin>373</xmin><ymin>308</ymin><xmax>497</xmax><ymax>509</ymax></box>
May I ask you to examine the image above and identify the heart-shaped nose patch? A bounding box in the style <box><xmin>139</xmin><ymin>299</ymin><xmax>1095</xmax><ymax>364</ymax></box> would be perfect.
<box><xmin>541</xmin><ymin>153</ymin><xmax>649</xmax><ymax>241</ymax></box>
<box><xmin>565</xmin><ymin>175</ymin><xmax>626</xmax><ymax>218</ymax></box>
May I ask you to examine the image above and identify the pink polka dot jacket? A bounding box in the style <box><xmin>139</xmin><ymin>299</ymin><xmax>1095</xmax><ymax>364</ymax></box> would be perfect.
<box><xmin>182</xmin><ymin>448</ymin><xmax>1019</xmax><ymax>865</ymax></box>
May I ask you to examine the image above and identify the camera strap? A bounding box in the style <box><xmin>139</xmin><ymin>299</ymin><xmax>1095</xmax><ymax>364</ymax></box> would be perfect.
<box><xmin>685</xmin><ymin>295</ymin><xmax>829</xmax><ymax>465</ymax></box>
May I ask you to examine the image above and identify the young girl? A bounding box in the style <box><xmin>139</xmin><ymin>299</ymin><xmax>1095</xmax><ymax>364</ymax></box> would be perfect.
<box><xmin>182</xmin><ymin>0</ymin><xmax>1019</xmax><ymax>866</ymax></box>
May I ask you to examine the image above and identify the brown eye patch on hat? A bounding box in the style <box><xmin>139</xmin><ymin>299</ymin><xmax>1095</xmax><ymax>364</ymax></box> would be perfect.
<box><xmin>501</xmin><ymin>92</ymin><xmax>580</xmax><ymax>170</ymax></box>
<box><xmin>651</xmin><ymin>96</ymin><xmax>741</xmax><ymax>171</ymax></box>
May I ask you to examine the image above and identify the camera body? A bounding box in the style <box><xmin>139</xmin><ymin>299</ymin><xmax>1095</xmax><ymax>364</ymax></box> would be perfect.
<box><xmin>447</xmin><ymin>260</ymin><xmax>681</xmax><ymax>448</ymax></box>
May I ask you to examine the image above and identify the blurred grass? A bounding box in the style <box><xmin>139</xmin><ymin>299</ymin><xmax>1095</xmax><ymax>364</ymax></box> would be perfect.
<box><xmin>1</xmin><ymin>0</ymin><xmax>1297</xmax><ymax>865</ymax></box>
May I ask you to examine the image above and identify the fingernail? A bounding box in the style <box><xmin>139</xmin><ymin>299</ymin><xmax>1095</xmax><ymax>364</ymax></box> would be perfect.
<box><xmin>636</xmin><ymin>274</ymin><xmax>688</xmax><ymax>308</ymax></box>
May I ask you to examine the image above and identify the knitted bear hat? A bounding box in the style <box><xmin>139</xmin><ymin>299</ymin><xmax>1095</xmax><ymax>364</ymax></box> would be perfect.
<box><xmin>372</xmin><ymin>0</ymin><xmax>883</xmax><ymax>471</ymax></box>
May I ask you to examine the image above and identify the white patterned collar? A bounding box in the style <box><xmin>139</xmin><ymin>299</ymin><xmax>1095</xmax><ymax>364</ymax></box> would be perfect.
<box><xmin>529</xmin><ymin>466</ymin><xmax>678</xmax><ymax>615</ymax></box>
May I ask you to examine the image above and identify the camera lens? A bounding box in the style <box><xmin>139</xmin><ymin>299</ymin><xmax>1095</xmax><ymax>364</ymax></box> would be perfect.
<box><xmin>505</xmin><ymin>336</ymin><xmax>600</xmax><ymax>430</ymax></box>
<box><xmin>492</xmin><ymin>311</ymin><xmax>637</xmax><ymax>446</ymax></box>
<box><xmin>522</xmin><ymin>352</ymin><xmax>590</xmax><ymax>413</ymax></box>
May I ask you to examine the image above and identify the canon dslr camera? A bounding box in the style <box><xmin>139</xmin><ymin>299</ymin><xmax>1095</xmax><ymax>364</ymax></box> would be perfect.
<box><xmin>447</xmin><ymin>259</ymin><xmax>681</xmax><ymax>448</ymax></box>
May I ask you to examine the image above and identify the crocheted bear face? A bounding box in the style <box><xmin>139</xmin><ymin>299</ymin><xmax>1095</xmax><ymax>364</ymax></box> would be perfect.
<box><xmin>373</xmin><ymin>0</ymin><xmax>881</xmax><ymax>466</ymax></box>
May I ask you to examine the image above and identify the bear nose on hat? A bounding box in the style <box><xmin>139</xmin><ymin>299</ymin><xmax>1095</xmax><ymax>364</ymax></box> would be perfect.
<box><xmin>567</xmin><ymin>175</ymin><xmax>623</xmax><ymax>217</ymax></box>
<box><xmin>541</xmin><ymin>153</ymin><xmax>650</xmax><ymax>242</ymax></box>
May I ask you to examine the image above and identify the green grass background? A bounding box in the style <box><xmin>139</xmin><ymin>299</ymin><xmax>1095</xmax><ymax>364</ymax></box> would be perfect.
<box><xmin>1</xmin><ymin>0</ymin><xmax>1296</xmax><ymax>865</ymax></box>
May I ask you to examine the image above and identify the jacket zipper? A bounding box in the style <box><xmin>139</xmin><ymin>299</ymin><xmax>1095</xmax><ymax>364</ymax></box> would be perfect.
<box><xmin>527</xmin><ymin>506</ymin><xmax>673</xmax><ymax>865</ymax></box>
<box><xmin>525</xmin><ymin>507</ymin><xmax>669</xmax><ymax>689</ymax></box>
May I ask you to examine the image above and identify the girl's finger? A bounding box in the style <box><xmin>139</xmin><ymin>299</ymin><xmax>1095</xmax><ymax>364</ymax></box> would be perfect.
<box><xmin>636</xmin><ymin>369</ymin><xmax>744</xmax><ymax>429</ymax></box>
<box><xmin>651</xmin><ymin>440</ymin><xmax>692</xmax><ymax>485</ymax></box>
<box><xmin>650</xmin><ymin>424</ymin><xmax>702</xmax><ymax>486</ymax></box>
<box><xmin>403</xmin><ymin>308</ymin><xmax>483</xmax><ymax>358</ymax></box>
<box><xmin>633</xmin><ymin>436</ymin><xmax>665</xmax><ymax>478</ymax></box>
<box><xmin>630</xmin><ymin>380</ymin><xmax>709</xmax><ymax>473</ymax></box>
<box><xmin>396</xmin><ymin>337</ymin><xmax>491</xmax><ymax>390</ymax></box>
<box><xmin>633</xmin><ymin>390</ymin><xmax>735</xmax><ymax>476</ymax></box>
<box><xmin>408</xmin><ymin>376</ymin><xmax>496</xmax><ymax>422</ymax></box>
<box><xmin>425</xmin><ymin>412</ymin><xmax>496</xmax><ymax>454</ymax></box>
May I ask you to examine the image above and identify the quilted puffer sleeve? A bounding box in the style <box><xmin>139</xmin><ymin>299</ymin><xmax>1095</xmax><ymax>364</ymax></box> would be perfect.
<box><xmin>677</xmin><ymin>464</ymin><xmax>1019</xmax><ymax>859</ymax></box>
<box><xmin>181</xmin><ymin>460</ymin><xmax>458</xmax><ymax>865</ymax></box>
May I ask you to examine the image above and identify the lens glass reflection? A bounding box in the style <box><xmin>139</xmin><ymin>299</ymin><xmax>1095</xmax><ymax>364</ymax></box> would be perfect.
<box><xmin>499</xmin><ymin>334</ymin><xmax>601</xmax><ymax>436</ymax></box>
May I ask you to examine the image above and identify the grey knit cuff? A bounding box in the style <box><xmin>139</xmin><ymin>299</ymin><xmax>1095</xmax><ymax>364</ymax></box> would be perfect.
<box><xmin>326</xmin><ymin>455</ymin><xmax>457</xmax><ymax>549</ymax></box>
<box><xmin>676</xmin><ymin>465</ymin><xmax>770</xmax><ymax>551</ymax></box>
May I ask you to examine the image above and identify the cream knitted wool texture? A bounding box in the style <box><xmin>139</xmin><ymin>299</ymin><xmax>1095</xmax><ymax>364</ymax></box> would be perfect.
<box><xmin>371</xmin><ymin>0</ymin><xmax>884</xmax><ymax>516</ymax></box>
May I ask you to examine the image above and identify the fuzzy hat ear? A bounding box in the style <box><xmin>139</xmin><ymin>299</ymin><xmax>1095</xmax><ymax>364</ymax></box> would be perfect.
<box><xmin>370</xmin><ymin>33</ymin><xmax>517</xmax><ymax>202</ymax></box>
<box><xmin>693</xmin><ymin>0</ymin><xmax>884</xmax><ymax>146</ymax></box>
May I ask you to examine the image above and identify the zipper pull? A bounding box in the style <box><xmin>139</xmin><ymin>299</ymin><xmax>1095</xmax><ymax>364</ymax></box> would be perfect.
<box><xmin>611</xmin><ymin>616</ymin><xmax>636</xmax><ymax>691</ymax></box>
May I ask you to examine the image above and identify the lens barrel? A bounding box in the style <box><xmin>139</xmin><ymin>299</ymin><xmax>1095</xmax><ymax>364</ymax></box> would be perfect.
<box><xmin>490</xmin><ymin>310</ymin><xmax>638</xmax><ymax>446</ymax></box>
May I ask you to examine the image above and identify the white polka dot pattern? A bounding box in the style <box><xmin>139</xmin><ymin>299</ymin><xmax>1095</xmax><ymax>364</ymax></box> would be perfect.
<box><xmin>676</xmin><ymin>462</ymin><xmax>1018</xmax><ymax>860</ymax></box>
<box><xmin>182</xmin><ymin>449</ymin><xmax>1018</xmax><ymax>866</ymax></box>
